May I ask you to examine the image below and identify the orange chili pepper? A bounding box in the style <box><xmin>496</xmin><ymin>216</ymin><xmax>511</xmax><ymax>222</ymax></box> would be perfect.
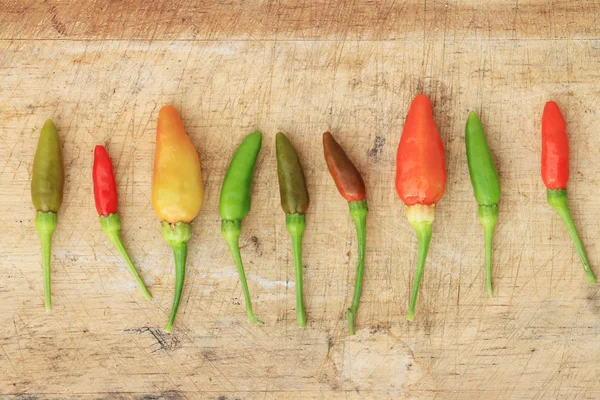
<box><xmin>152</xmin><ymin>105</ymin><xmax>204</xmax><ymax>332</ymax></box>
<box><xmin>395</xmin><ymin>94</ymin><xmax>446</xmax><ymax>321</ymax></box>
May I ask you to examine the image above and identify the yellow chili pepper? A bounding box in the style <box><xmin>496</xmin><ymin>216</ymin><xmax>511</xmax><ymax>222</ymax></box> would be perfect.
<box><xmin>152</xmin><ymin>105</ymin><xmax>204</xmax><ymax>333</ymax></box>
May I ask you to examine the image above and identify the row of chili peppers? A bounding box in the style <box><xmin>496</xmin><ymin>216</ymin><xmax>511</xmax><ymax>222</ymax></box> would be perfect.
<box><xmin>30</xmin><ymin>96</ymin><xmax>593</xmax><ymax>334</ymax></box>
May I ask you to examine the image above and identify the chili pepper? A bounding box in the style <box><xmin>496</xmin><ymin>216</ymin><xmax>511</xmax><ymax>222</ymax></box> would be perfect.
<box><xmin>542</xmin><ymin>101</ymin><xmax>596</xmax><ymax>284</ymax></box>
<box><xmin>153</xmin><ymin>105</ymin><xmax>204</xmax><ymax>332</ymax></box>
<box><xmin>322</xmin><ymin>132</ymin><xmax>367</xmax><ymax>334</ymax></box>
<box><xmin>31</xmin><ymin>119</ymin><xmax>64</xmax><ymax>311</ymax></box>
<box><xmin>395</xmin><ymin>94</ymin><xmax>446</xmax><ymax>321</ymax></box>
<box><xmin>276</xmin><ymin>132</ymin><xmax>309</xmax><ymax>327</ymax></box>
<box><xmin>220</xmin><ymin>131</ymin><xmax>263</xmax><ymax>324</ymax></box>
<box><xmin>465</xmin><ymin>112</ymin><xmax>500</xmax><ymax>297</ymax></box>
<box><xmin>93</xmin><ymin>145</ymin><xmax>152</xmax><ymax>300</ymax></box>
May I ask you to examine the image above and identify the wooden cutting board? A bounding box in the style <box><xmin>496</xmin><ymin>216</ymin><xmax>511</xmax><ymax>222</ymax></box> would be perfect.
<box><xmin>2</xmin><ymin>1</ymin><xmax>600</xmax><ymax>399</ymax></box>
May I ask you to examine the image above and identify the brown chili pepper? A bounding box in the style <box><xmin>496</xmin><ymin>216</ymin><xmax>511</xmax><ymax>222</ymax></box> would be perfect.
<box><xmin>323</xmin><ymin>132</ymin><xmax>368</xmax><ymax>334</ymax></box>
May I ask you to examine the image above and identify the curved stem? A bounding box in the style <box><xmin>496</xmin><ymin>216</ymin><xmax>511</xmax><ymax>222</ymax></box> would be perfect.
<box><xmin>348</xmin><ymin>200</ymin><xmax>368</xmax><ymax>335</ymax></box>
<box><xmin>165</xmin><ymin>241</ymin><xmax>187</xmax><ymax>333</ymax></box>
<box><xmin>101</xmin><ymin>214</ymin><xmax>152</xmax><ymax>300</ymax></box>
<box><xmin>478</xmin><ymin>205</ymin><xmax>498</xmax><ymax>298</ymax></box>
<box><xmin>547</xmin><ymin>189</ymin><xmax>596</xmax><ymax>284</ymax></box>
<box><xmin>286</xmin><ymin>213</ymin><xmax>306</xmax><ymax>328</ymax></box>
<box><xmin>222</xmin><ymin>220</ymin><xmax>263</xmax><ymax>324</ymax></box>
<box><xmin>36</xmin><ymin>211</ymin><xmax>57</xmax><ymax>311</ymax></box>
<box><xmin>105</xmin><ymin>231</ymin><xmax>152</xmax><ymax>300</ymax></box>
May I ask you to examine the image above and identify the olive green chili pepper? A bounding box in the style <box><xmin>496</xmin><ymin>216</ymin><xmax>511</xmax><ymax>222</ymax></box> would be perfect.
<box><xmin>465</xmin><ymin>112</ymin><xmax>500</xmax><ymax>297</ymax></box>
<box><xmin>276</xmin><ymin>132</ymin><xmax>309</xmax><ymax>327</ymax></box>
<box><xmin>31</xmin><ymin>119</ymin><xmax>64</xmax><ymax>311</ymax></box>
<box><xmin>220</xmin><ymin>131</ymin><xmax>264</xmax><ymax>324</ymax></box>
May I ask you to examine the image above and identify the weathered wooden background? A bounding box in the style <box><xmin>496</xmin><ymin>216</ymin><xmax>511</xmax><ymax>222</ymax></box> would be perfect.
<box><xmin>2</xmin><ymin>1</ymin><xmax>600</xmax><ymax>399</ymax></box>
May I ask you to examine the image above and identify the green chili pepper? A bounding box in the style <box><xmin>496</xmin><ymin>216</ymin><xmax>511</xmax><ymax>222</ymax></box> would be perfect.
<box><xmin>465</xmin><ymin>111</ymin><xmax>500</xmax><ymax>297</ymax></box>
<box><xmin>276</xmin><ymin>132</ymin><xmax>309</xmax><ymax>327</ymax></box>
<box><xmin>220</xmin><ymin>131</ymin><xmax>263</xmax><ymax>324</ymax></box>
<box><xmin>31</xmin><ymin>119</ymin><xmax>64</xmax><ymax>311</ymax></box>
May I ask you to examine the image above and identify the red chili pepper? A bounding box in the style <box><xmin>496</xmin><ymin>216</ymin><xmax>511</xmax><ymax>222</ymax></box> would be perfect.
<box><xmin>93</xmin><ymin>145</ymin><xmax>153</xmax><ymax>299</ymax></box>
<box><xmin>396</xmin><ymin>95</ymin><xmax>446</xmax><ymax>206</ymax></box>
<box><xmin>93</xmin><ymin>146</ymin><xmax>118</xmax><ymax>216</ymax></box>
<box><xmin>541</xmin><ymin>101</ymin><xmax>570</xmax><ymax>190</ymax></box>
<box><xmin>395</xmin><ymin>94</ymin><xmax>446</xmax><ymax>321</ymax></box>
<box><xmin>541</xmin><ymin>101</ymin><xmax>596</xmax><ymax>284</ymax></box>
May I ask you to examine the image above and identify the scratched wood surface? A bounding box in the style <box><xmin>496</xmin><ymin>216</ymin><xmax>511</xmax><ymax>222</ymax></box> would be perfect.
<box><xmin>2</xmin><ymin>1</ymin><xmax>600</xmax><ymax>399</ymax></box>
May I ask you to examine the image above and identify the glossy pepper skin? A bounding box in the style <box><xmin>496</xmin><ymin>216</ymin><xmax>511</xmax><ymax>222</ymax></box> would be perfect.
<box><xmin>395</xmin><ymin>95</ymin><xmax>446</xmax><ymax>321</ymax></box>
<box><xmin>219</xmin><ymin>131</ymin><xmax>263</xmax><ymax>324</ymax></box>
<box><xmin>153</xmin><ymin>105</ymin><xmax>204</xmax><ymax>332</ymax></box>
<box><xmin>542</xmin><ymin>101</ymin><xmax>595</xmax><ymax>284</ymax></box>
<box><xmin>31</xmin><ymin>119</ymin><xmax>64</xmax><ymax>311</ymax></box>
<box><xmin>323</xmin><ymin>132</ymin><xmax>367</xmax><ymax>334</ymax></box>
<box><xmin>93</xmin><ymin>145</ymin><xmax>152</xmax><ymax>300</ymax></box>
<box><xmin>276</xmin><ymin>132</ymin><xmax>309</xmax><ymax>327</ymax></box>
<box><xmin>465</xmin><ymin>112</ymin><xmax>500</xmax><ymax>297</ymax></box>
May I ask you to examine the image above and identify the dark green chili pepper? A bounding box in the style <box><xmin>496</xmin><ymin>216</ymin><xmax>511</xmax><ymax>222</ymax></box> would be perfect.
<box><xmin>31</xmin><ymin>119</ymin><xmax>64</xmax><ymax>311</ymax></box>
<box><xmin>220</xmin><ymin>131</ymin><xmax>263</xmax><ymax>324</ymax></box>
<box><xmin>322</xmin><ymin>132</ymin><xmax>368</xmax><ymax>335</ymax></box>
<box><xmin>465</xmin><ymin>111</ymin><xmax>500</xmax><ymax>297</ymax></box>
<box><xmin>276</xmin><ymin>132</ymin><xmax>309</xmax><ymax>327</ymax></box>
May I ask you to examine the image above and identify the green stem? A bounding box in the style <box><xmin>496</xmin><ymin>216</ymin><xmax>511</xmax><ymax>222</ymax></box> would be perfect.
<box><xmin>348</xmin><ymin>200</ymin><xmax>367</xmax><ymax>335</ymax></box>
<box><xmin>36</xmin><ymin>211</ymin><xmax>57</xmax><ymax>311</ymax></box>
<box><xmin>406</xmin><ymin>222</ymin><xmax>432</xmax><ymax>321</ymax></box>
<box><xmin>478</xmin><ymin>205</ymin><xmax>498</xmax><ymax>298</ymax></box>
<box><xmin>286</xmin><ymin>213</ymin><xmax>306</xmax><ymax>328</ymax></box>
<box><xmin>101</xmin><ymin>214</ymin><xmax>152</xmax><ymax>300</ymax></box>
<box><xmin>222</xmin><ymin>220</ymin><xmax>263</xmax><ymax>324</ymax></box>
<box><xmin>161</xmin><ymin>221</ymin><xmax>192</xmax><ymax>333</ymax></box>
<box><xmin>547</xmin><ymin>189</ymin><xmax>596</xmax><ymax>284</ymax></box>
<box><xmin>404</xmin><ymin>204</ymin><xmax>436</xmax><ymax>322</ymax></box>
<box><xmin>165</xmin><ymin>242</ymin><xmax>187</xmax><ymax>333</ymax></box>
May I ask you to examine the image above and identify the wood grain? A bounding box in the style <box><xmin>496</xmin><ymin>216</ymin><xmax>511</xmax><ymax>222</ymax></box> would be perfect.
<box><xmin>2</xmin><ymin>1</ymin><xmax>600</xmax><ymax>399</ymax></box>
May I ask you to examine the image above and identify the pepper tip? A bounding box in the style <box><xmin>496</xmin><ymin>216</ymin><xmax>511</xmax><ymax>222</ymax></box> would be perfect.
<box><xmin>43</xmin><ymin>119</ymin><xmax>56</xmax><ymax>130</ymax></box>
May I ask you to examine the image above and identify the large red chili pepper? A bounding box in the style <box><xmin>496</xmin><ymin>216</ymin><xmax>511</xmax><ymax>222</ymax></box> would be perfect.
<box><xmin>541</xmin><ymin>101</ymin><xmax>596</xmax><ymax>284</ymax></box>
<box><xmin>93</xmin><ymin>145</ymin><xmax>152</xmax><ymax>299</ymax></box>
<box><xmin>395</xmin><ymin>94</ymin><xmax>446</xmax><ymax>321</ymax></box>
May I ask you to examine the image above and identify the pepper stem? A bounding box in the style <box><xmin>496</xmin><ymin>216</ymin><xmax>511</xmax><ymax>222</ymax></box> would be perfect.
<box><xmin>478</xmin><ymin>205</ymin><xmax>498</xmax><ymax>298</ymax></box>
<box><xmin>286</xmin><ymin>213</ymin><xmax>307</xmax><ymax>328</ymax></box>
<box><xmin>222</xmin><ymin>220</ymin><xmax>263</xmax><ymax>324</ymax></box>
<box><xmin>348</xmin><ymin>200</ymin><xmax>367</xmax><ymax>335</ymax></box>
<box><xmin>161</xmin><ymin>222</ymin><xmax>192</xmax><ymax>333</ymax></box>
<box><xmin>405</xmin><ymin>204</ymin><xmax>435</xmax><ymax>322</ymax></box>
<box><xmin>100</xmin><ymin>214</ymin><xmax>152</xmax><ymax>300</ymax></box>
<box><xmin>547</xmin><ymin>189</ymin><xmax>596</xmax><ymax>284</ymax></box>
<box><xmin>36</xmin><ymin>211</ymin><xmax>57</xmax><ymax>311</ymax></box>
